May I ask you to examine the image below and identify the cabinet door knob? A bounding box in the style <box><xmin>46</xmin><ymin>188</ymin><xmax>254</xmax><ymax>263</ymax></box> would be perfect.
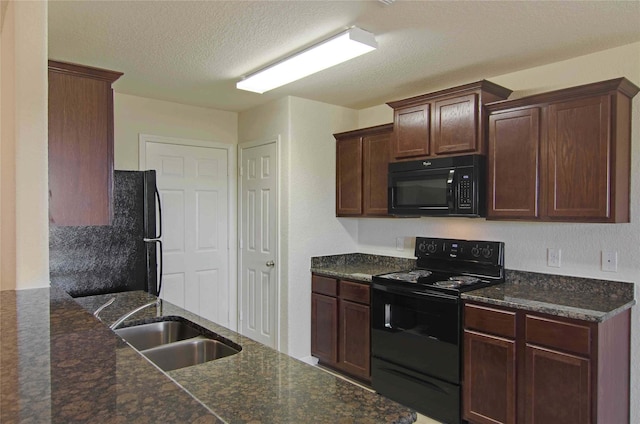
<box><xmin>266</xmin><ymin>260</ymin><xmax>275</xmax><ymax>267</ymax></box>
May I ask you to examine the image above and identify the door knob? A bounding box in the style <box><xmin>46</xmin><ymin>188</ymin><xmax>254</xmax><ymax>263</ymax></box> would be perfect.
<box><xmin>266</xmin><ymin>260</ymin><xmax>275</xmax><ymax>267</ymax></box>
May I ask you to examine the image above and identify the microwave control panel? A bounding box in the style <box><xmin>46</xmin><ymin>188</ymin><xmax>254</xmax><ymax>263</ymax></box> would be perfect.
<box><xmin>457</xmin><ymin>170</ymin><xmax>473</xmax><ymax>210</ymax></box>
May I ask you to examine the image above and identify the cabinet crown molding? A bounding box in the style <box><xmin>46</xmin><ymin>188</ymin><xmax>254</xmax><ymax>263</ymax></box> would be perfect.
<box><xmin>333</xmin><ymin>123</ymin><xmax>393</xmax><ymax>139</ymax></box>
<box><xmin>386</xmin><ymin>79</ymin><xmax>512</xmax><ymax>109</ymax></box>
<box><xmin>48</xmin><ymin>60</ymin><xmax>123</xmax><ymax>83</ymax></box>
<box><xmin>486</xmin><ymin>77</ymin><xmax>639</xmax><ymax>112</ymax></box>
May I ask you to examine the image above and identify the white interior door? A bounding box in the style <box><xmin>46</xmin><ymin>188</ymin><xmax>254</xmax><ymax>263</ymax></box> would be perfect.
<box><xmin>239</xmin><ymin>139</ymin><xmax>278</xmax><ymax>348</ymax></box>
<box><xmin>144</xmin><ymin>141</ymin><xmax>230</xmax><ymax>327</ymax></box>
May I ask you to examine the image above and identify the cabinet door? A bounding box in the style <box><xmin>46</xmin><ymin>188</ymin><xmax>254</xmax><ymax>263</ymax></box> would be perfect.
<box><xmin>48</xmin><ymin>62</ymin><xmax>121</xmax><ymax>226</ymax></box>
<box><xmin>433</xmin><ymin>93</ymin><xmax>478</xmax><ymax>155</ymax></box>
<box><xmin>546</xmin><ymin>95</ymin><xmax>611</xmax><ymax>220</ymax></box>
<box><xmin>311</xmin><ymin>293</ymin><xmax>338</xmax><ymax>365</ymax></box>
<box><xmin>487</xmin><ymin>108</ymin><xmax>540</xmax><ymax>219</ymax></box>
<box><xmin>363</xmin><ymin>132</ymin><xmax>391</xmax><ymax>216</ymax></box>
<box><xmin>392</xmin><ymin>104</ymin><xmax>430</xmax><ymax>158</ymax></box>
<box><xmin>525</xmin><ymin>345</ymin><xmax>590</xmax><ymax>424</ymax></box>
<box><xmin>336</xmin><ymin>136</ymin><xmax>363</xmax><ymax>216</ymax></box>
<box><xmin>463</xmin><ymin>330</ymin><xmax>516</xmax><ymax>424</ymax></box>
<box><xmin>339</xmin><ymin>299</ymin><xmax>370</xmax><ymax>380</ymax></box>
<box><xmin>49</xmin><ymin>71</ymin><xmax>114</xmax><ymax>225</ymax></box>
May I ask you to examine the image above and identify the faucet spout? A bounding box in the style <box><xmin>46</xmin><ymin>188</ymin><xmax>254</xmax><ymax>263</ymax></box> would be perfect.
<box><xmin>109</xmin><ymin>299</ymin><xmax>161</xmax><ymax>330</ymax></box>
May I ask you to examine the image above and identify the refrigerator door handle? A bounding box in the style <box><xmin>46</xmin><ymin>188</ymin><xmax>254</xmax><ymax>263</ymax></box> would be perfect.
<box><xmin>154</xmin><ymin>186</ymin><xmax>162</xmax><ymax>239</ymax></box>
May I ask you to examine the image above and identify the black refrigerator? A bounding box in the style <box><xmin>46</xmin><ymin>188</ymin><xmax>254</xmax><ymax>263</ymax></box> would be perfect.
<box><xmin>50</xmin><ymin>170</ymin><xmax>162</xmax><ymax>297</ymax></box>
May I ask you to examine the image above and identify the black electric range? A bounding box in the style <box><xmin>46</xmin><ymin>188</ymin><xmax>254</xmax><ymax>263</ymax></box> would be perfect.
<box><xmin>370</xmin><ymin>237</ymin><xmax>505</xmax><ymax>424</ymax></box>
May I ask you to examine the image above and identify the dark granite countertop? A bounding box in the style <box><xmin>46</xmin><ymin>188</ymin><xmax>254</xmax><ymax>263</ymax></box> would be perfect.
<box><xmin>463</xmin><ymin>270</ymin><xmax>635</xmax><ymax>322</ymax></box>
<box><xmin>311</xmin><ymin>253</ymin><xmax>415</xmax><ymax>282</ymax></box>
<box><xmin>311</xmin><ymin>254</ymin><xmax>635</xmax><ymax>322</ymax></box>
<box><xmin>1</xmin><ymin>286</ymin><xmax>416</xmax><ymax>424</ymax></box>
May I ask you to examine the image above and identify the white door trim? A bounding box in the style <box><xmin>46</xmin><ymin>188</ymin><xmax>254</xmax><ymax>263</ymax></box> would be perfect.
<box><xmin>139</xmin><ymin>133</ymin><xmax>238</xmax><ymax>331</ymax></box>
<box><xmin>238</xmin><ymin>136</ymin><xmax>281</xmax><ymax>350</ymax></box>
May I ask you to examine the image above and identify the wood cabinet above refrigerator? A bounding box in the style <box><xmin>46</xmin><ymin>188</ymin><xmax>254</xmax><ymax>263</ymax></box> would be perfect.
<box><xmin>48</xmin><ymin>60</ymin><xmax>123</xmax><ymax>226</ymax></box>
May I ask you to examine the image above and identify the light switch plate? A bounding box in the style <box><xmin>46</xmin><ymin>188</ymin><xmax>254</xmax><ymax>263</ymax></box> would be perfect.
<box><xmin>396</xmin><ymin>237</ymin><xmax>404</xmax><ymax>251</ymax></box>
<box><xmin>547</xmin><ymin>248</ymin><xmax>561</xmax><ymax>268</ymax></box>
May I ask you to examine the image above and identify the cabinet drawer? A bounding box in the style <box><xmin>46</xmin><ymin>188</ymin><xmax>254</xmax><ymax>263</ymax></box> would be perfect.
<box><xmin>312</xmin><ymin>275</ymin><xmax>338</xmax><ymax>296</ymax></box>
<box><xmin>340</xmin><ymin>280</ymin><xmax>370</xmax><ymax>305</ymax></box>
<box><xmin>525</xmin><ymin>315</ymin><xmax>591</xmax><ymax>356</ymax></box>
<box><xmin>464</xmin><ymin>303</ymin><xmax>516</xmax><ymax>338</ymax></box>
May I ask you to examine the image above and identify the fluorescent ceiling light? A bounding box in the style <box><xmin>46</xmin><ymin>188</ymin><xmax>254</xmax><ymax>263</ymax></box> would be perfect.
<box><xmin>236</xmin><ymin>26</ymin><xmax>377</xmax><ymax>94</ymax></box>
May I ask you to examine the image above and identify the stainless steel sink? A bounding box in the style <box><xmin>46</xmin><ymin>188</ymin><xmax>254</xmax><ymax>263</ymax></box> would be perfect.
<box><xmin>141</xmin><ymin>337</ymin><xmax>240</xmax><ymax>372</ymax></box>
<box><xmin>114</xmin><ymin>316</ymin><xmax>241</xmax><ymax>371</ymax></box>
<box><xmin>115</xmin><ymin>320</ymin><xmax>201</xmax><ymax>350</ymax></box>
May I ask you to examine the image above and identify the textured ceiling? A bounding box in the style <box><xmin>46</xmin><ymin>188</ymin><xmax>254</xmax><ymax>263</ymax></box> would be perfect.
<box><xmin>48</xmin><ymin>1</ymin><xmax>640</xmax><ymax>113</ymax></box>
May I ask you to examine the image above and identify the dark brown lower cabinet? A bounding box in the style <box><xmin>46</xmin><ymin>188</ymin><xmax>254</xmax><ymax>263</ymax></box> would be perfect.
<box><xmin>463</xmin><ymin>302</ymin><xmax>630</xmax><ymax>424</ymax></box>
<box><xmin>311</xmin><ymin>274</ymin><xmax>371</xmax><ymax>382</ymax></box>
<box><xmin>525</xmin><ymin>345</ymin><xmax>590</xmax><ymax>424</ymax></box>
<box><xmin>464</xmin><ymin>330</ymin><xmax>516</xmax><ymax>424</ymax></box>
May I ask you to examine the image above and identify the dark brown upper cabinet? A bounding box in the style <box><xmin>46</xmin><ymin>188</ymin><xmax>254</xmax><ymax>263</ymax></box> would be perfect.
<box><xmin>387</xmin><ymin>80</ymin><xmax>512</xmax><ymax>161</ymax></box>
<box><xmin>48</xmin><ymin>60</ymin><xmax>123</xmax><ymax>226</ymax></box>
<box><xmin>335</xmin><ymin>124</ymin><xmax>393</xmax><ymax>217</ymax></box>
<box><xmin>486</xmin><ymin>78</ymin><xmax>639</xmax><ymax>223</ymax></box>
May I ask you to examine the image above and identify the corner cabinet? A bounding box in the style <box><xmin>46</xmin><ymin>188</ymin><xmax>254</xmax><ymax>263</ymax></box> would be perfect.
<box><xmin>463</xmin><ymin>302</ymin><xmax>631</xmax><ymax>424</ymax></box>
<box><xmin>386</xmin><ymin>80</ymin><xmax>512</xmax><ymax>160</ymax></box>
<box><xmin>311</xmin><ymin>274</ymin><xmax>371</xmax><ymax>382</ymax></box>
<box><xmin>486</xmin><ymin>78</ymin><xmax>639</xmax><ymax>222</ymax></box>
<box><xmin>335</xmin><ymin>124</ymin><xmax>393</xmax><ymax>217</ymax></box>
<box><xmin>48</xmin><ymin>60</ymin><xmax>123</xmax><ymax>226</ymax></box>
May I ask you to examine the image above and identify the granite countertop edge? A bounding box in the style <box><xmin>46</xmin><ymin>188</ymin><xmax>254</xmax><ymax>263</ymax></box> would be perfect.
<box><xmin>461</xmin><ymin>292</ymin><xmax>636</xmax><ymax>322</ymax></box>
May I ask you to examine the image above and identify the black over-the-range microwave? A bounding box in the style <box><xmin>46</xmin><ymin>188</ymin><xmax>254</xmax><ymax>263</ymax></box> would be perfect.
<box><xmin>387</xmin><ymin>154</ymin><xmax>485</xmax><ymax>217</ymax></box>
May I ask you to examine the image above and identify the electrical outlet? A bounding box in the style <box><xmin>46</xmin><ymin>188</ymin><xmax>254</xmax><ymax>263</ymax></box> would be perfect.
<box><xmin>602</xmin><ymin>250</ymin><xmax>618</xmax><ymax>272</ymax></box>
<box><xmin>396</xmin><ymin>237</ymin><xmax>404</xmax><ymax>251</ymax></box>
<box><xmin>547</xmin><ymin>248</ymin><xmax>561</xmax><ymax>268</ymax></box>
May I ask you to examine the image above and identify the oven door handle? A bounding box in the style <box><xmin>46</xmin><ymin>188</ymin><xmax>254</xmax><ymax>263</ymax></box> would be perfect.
<box><xmin>384</xmin><ymin>303</ymin><xmax>392</xmax><ymax>329</ymax></box>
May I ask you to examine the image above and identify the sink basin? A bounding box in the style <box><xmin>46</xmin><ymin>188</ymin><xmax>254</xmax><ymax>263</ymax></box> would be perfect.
<box><xmin>141</xmin><ymin>337</ymin><xmax>240</xmax><ymax>372</ymax></box>
<box><xmin>114</xmin><ymin>315</ymin><xmax>241</xmax><ymax>371</ymax></box>
<box><xmin>115</xmin><ymin>320</ymin><xmax>201</xmax><ymax>350</ymax></box>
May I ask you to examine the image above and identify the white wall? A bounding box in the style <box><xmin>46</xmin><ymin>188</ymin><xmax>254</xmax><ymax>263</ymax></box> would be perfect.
<box><xmin>113</xmin><ymin>93</ymin><xmax>238</xmax><ymax>170</ymax></box>
<box><xmin>287</xmin><ymin>97</ymin><xmax>359</xmax><ymax>359</ymax></box>
<box><xmin>356</xmin><ymin>41</ymin><xmax>640</xmax><ymax>422</ymax></box>
<box><xmin>0</xmin><ymin>0</ymin><xmax>49</xmax><ymax>291</ymax></box>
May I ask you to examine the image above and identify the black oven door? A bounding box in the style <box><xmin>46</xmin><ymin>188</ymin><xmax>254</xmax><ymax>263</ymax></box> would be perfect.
<box><xmin>388</xmin><ymin>167</ymin><xmax>454</xmax><ymax>215</ymax></box>
<box><xmin>371</xmin><ymin>282</ymin><xmax>460</xmax><ymax>383</ymax></box>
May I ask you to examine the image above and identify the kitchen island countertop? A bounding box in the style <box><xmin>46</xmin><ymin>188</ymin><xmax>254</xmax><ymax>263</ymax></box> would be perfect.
<box><xmin>0</xmin><ymin>286</ymin><xmax>416</xmax><ymax>424</ymax></box>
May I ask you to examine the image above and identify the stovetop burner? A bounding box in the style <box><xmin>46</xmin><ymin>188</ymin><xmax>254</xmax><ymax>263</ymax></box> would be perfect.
<box><xmin>378</xmin><ymin>269</ymin><xmax>432</xmax><ymax>283</ymax></box>
<box><xmin>372</xmin><ymin>237</ymin><xmax>505</xmax><ymax>295</ymax></box>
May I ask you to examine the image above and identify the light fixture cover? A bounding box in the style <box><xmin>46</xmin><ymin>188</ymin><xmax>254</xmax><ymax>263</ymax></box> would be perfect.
<box><xmin>236</xmin><ymin>26</ymin><xmax>377</xmax><ymax>94</ymax></box>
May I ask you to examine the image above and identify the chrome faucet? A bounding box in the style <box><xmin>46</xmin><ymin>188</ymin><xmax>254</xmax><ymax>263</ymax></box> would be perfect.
<box><xmin>93</xmin><ymin>297</ymin><xmax>116</xmax><ymax>321</ymax></box>
<box><xmin>109</xmin><ymin>299</ymin><xmax>161</xmax><ymax>330</ymax></box>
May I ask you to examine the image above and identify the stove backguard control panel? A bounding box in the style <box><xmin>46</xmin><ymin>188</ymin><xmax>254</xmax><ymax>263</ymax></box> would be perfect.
<box><xmin>415</xmin><ymin>237</ymin><xmax>504</xmax><ymax>268</ymax></box>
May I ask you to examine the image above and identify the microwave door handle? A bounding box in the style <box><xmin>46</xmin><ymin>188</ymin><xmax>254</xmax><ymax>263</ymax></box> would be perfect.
<box><xmin>446</xmin><ymin>169</ymin><xmax>455</xmax><ymax>210</ymax></box>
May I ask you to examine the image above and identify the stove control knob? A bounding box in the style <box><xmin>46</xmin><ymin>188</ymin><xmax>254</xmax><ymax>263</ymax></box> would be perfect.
<box><xmin>426</xmin><ymin>242</ymin><xmax>438</xmax><ymax>253</ymax></box>
<box><xmin>482</xmin><ymin>246</ymin><xmax>493</xmax><ymax>258</ymax></box>
<box><xmin>471</xmin><ymin>245</ymin><xmax>481</xmax><ymax>257</ymax></box>
<box><xmin>417</xmin><ymin>241</ymin><xmax>427</xmax><ymax>253</ymax></box>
